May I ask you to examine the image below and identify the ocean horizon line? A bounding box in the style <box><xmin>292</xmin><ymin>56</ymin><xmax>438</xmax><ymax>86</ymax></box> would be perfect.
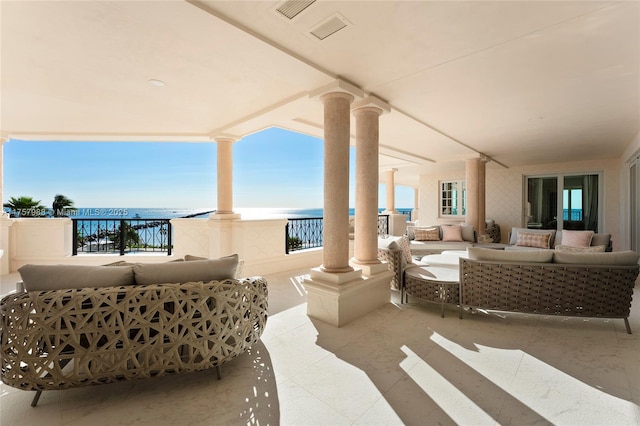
<box><xmin>3</xmin><ymin>206</ymin><xmax>414</xmax><ymax>220</ymax></box>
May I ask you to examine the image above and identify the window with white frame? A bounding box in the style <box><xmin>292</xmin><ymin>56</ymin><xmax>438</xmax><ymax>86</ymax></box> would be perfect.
<box><xmin>440</xmin><ymin>180</ymin><xmax>466</xmax><ymax>217</ymax></box>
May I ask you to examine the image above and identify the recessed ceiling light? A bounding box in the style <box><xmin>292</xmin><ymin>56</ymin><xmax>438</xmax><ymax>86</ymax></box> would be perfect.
<box><xmin>148</xmin><ymin>79</ymin><xmax>166</xmax><ymax>87</ymax></box>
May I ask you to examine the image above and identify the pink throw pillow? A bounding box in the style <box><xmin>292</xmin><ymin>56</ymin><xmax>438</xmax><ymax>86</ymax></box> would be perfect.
<box><xmin>561</xmin><ymin>230</ymin><xmax>594</xmax><ymax>248</ymax></box>
<box><xmin>441</xmin><ymin>225</ymin><xmax>463</xmax><ymax>242</ymax></box>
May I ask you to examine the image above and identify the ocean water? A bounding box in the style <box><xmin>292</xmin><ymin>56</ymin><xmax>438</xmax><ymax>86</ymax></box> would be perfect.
<box><xmin>3</xmin><ymin>206</ymin><xmax>412</xmax><ymax>219</ymax></box>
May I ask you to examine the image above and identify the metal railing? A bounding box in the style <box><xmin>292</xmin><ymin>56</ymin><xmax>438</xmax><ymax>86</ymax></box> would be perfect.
<box><xmin>378</xmin><ymin>214</ymin><xmax>389</xmax><ymax>236</ymax></box>
<box><xmin>286</xmin><ymin>215</ymin><xmax>391</xmax><ymax>253</ymax></box>
<box><xmin>285</xmin><ymin>217</ymin><xmax>324</xmax><ymax>253</ymax></box>
<box><xmin>73</xmin><ymin>219</ymin><xmax>172</xmax><ymax>255</ymax></box>
<box><xmin>397</xmin><ymin>208</ymin><xmax>413</xmax><ymax>220</ymax></box>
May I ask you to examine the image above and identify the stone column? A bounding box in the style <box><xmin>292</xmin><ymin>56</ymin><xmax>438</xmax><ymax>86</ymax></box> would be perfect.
<box><xmin>320</xmin><ymin>92</ymin><xmax>354</xmax><ymax>273</ymax></box>
<box><xmin>304</xmin><ymin>81</ymin><xmax>392</xmax><ymax>327</ymax></box>
<box><xmin>352</xmin><ymin>106</ymin><xmax>383</xmax><ymax>267</ymax></box>
<box><xmin>214</xmin><ymin>137</ymin><xmax>236</xmax><ymax>216</ymax></box>
<box><xmin>465</xmin><ymin>157</ymin><xmax>487</xmax><ymax>236</ymax></box>
<box><xmin>0</xmin><ymin>138</ymin><xmax>7</xmax><ymax>217</ymax></box>
<box><xmin>478</xmin><ymin>158</ymin><xmax>486</xmax><ymax>235</ymax></box>
<box><xmin>384</xmin><ymin>169</ymin><xmax>397</xmax><ymax>213</ymax></box>
<box><xmin>0</xmin><ymin>138</ymin><xmax>12</xmax><ymax>273</ymax></box>
<box><xmin>412</xmin><ymin>187</ymin><xmax>420</xmax><ymax>222</ymax></box>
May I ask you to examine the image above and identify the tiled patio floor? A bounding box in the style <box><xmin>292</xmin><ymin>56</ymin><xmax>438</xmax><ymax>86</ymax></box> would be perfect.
<box><xmin>1</xmin><ymin>269</ymin><xmax>639</xmax><ymax>425</ymax></box>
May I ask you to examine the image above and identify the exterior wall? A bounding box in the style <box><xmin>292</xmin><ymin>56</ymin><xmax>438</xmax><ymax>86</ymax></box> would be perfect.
<box><xmin>419</xmin><ymin>158</ymin><xmax>626</xmax><ymax>249</ymax></box>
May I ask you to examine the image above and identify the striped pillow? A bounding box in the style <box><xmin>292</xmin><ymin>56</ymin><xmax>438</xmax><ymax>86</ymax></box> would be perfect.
<box><xmin>516</xmin><ymin>231</ymin><xmax>552</xmax><ymax>249</ymax></box>
<box><xmin>414</xmin><ymin>227</ymin><xmax>440</xmax><ymax>241</ymax></box>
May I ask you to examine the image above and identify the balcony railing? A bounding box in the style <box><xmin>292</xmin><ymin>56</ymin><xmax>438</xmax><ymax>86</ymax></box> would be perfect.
<box><xmin>285</xmin><ymin>217</ymin><xmax>323</xmax><ymax>254</ymax></box>
<box><xmin>286</xmin><ymin>215</ymin><xmax>391</xmax><ymax>254</ymax></box>
<box><xmin>73</xmin><ymin>219</ymin><xmax>172</xmax><ymax>255</ymax></box>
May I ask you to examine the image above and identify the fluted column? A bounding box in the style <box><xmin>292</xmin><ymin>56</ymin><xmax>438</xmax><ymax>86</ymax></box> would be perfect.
<box><xmin>352</xmin><ymin>106</ymin><xmax>383</xmax><ymax>265</ymax></box>
<box><xmin>214</xmin><ymin>137</ymin><xmax>236</xmax><ymax>215</ymax></box>
<box><xmin>384</xmin><ymin>169</ymin><xmax>397</xmax><ymax>213</ymax></box>
<box><xmin>320</xmin><ymin>92</ymin><xmax>354</xmax><ymax>273</ymax></box>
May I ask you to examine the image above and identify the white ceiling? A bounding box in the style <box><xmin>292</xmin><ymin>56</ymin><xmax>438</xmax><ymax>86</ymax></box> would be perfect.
<box><xmin>1</xmin><ymin>1</ymin><xmax>638</xmax><ymax>186</ymax></box>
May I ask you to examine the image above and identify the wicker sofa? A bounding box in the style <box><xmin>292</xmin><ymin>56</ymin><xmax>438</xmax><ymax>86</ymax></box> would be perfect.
<box><xmin>407</xmin><ymin>224</ymin><xmax>477</xmax><ymax>256</ymax></box>
<box><xmin>460</xmin><ymin>248</ymin><xmax>639</xmax><ymax>333</ymax></box>
<box><xmin>0</xmin><ymin>255</ymin><xmax>268</xmax><ymax>406</ymax></box>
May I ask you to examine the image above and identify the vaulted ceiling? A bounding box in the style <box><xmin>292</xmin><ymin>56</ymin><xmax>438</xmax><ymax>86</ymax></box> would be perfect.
<box><xmin>2</xmin><ymin>1</ymin><xmax>638</xmax><ymax>186</ymax></box>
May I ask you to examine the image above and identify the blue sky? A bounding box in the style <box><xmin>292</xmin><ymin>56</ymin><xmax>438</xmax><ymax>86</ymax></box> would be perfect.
<box><xmin>3</xmin><ymin>127</ymin><xmax>414</xmax><ymax>209</ymax></box>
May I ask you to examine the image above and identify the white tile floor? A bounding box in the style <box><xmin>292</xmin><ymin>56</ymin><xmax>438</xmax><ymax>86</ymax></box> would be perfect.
<box><xmin>1</xmin><ymin>269</ymin><xmax>639</xmax><ymax>425</ymax></box>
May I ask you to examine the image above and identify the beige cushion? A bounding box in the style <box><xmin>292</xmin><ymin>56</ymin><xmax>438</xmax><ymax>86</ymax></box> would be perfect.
<box><xmin>460</xmin><ymin>224</ymin><xmax>476</xmax><ymax>242</ymax></box>
<box><xmin>442</xmin><ymin>225</ymin><xmax>463</xmax><ymax>242</ymax></box>
<box><xmin>102</xmin><ymin>260</ymin><xmax>136</xmax><ymax>266</ymax></box>
<box><xmin>591</xmin><ymin>233</ymin><xmax>611</xmax><ymax>248</ymax></box>
<box><xmin>555</xmin><ymin>244</ymin><xmax>606</xmax><ymax>253</ymax></box>
<box><xmin>509</xmin><ymin>227</ymin><xmax>556</xmax><ymax>246</ymax></box>
<box><xmin>184</xmin><ymin>254</ymin><xmax>207</xmax><ymax>261</ymax></box>
<box><xmin>516</xmin><ymin>231</ymin><xmax>552</xmax><ymax>249</ymax></box>
<box><xmin>468</xmin><ymin>247</ymin><xmax>554</xmax><ymax>263</ymax></box>
<box><xmin>133</xmin><ymin>254</ymin><xmax>240</xmax><ymax>285</ymax></box>
<box><xmin>560</xmin><ymin>230</ymin><xmax>594</xmax><ymax>247</ymax></box>
<box><xmin>19</xmin><ymin>264</ymin><xmax>135</xmax><ymax>291</ymax></box>
<box><xmin>414</xmin><ymin>227</ymin><xmax>440</xmax><ymax>241</ymax></box>
<box><xmin>378</xmin><ymin>236</ymin><xmax>401</xmax><ymax>250</ymax></box>
<box><xmin>553</xmin><ymin>251</ymin><xmax>639</xmax><ymax>266</ymax></box>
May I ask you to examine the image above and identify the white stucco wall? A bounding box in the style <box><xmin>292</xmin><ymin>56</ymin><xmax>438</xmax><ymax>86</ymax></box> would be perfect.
<box><xmin>419</xmin><ymin>158</ymin><xmax>627</xmax><ymax>249</ymax></box>
<box><xmin>4</xmin><ymin>216</ymin><xmax>332</xmax><ymax>275</ymax></box>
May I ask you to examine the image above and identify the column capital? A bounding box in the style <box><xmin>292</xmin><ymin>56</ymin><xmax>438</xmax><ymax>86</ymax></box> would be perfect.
<box><xmin>352</xmin><ymin>96</ymin><xmax>390</xmax><ymax>115</ymax></box>
<box><xmin>310</xmin><ymin>79</ymin><xmax>364</xmax><ymax>101</ymax></box>
<box><xmin>352</xmin><ymin>106</ymin><xmax>383</xmax><ymax>117</ymax></box>
<box><xmin>466</xmin><ymin>153</ymin><xmax>491</xmax><ymax>164</ymax></box>
<box><xmin>212</xmin><ymin>134</ymin><xmax>241</xmax><ymax>144</ymax></box>
<box><xmin>319</xmin><ymin>91</ymin><xmax>355</xmax><ymax>105</ymax></box>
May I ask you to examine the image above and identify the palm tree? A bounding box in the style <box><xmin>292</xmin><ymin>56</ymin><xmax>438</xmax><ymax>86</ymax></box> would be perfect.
<box><xmin>112</xmin><ymin>222</ymin><xmax>141</xmax><ymax>251</ymax></box>
<box><xmin>3</xmin><ymin>196</ymin><xmax>47</xmax><ymax>217</ymax></box>
<box><xmin>52</xmin><ymin>194</ymin><xmax>76</xmax><ymax>217</ymax></box>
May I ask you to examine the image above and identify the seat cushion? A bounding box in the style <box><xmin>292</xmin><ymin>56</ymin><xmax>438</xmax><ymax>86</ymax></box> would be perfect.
<box><xmin>19</xmin><ymin>264</ymin><xmax>135</xmax><ymax>291</ymax></box>
<box><xmin>133</xmin><ymin>254</ymin><xmax>239</xmax><ymax>285</ymax></box>
<box><xmin>552</xmin><ymin>251</ymin><xmax>639</xmax><ymax>266</ymax></box>
<box><xmin>468</xmin><ymin>247</ymin><xmax>554</xmax><ymax>263</ymax></box>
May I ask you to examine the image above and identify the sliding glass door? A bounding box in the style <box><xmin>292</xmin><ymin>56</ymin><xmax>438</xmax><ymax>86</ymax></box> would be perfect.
<box><xmin>526</xmin><ymin>173</ymin><xmax>601</xmax><ymax>232</ymax></box>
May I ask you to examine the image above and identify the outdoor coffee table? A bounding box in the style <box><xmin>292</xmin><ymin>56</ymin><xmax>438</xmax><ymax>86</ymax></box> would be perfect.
<box><xmin>420</xmin><ymin>250</ymin><xmax>468</xmax><ymax>267</ymax></box>
<box><xmin>403</xmin><ymin>265</ymin><xmax>461</xmax><ymax>318</ymax></box>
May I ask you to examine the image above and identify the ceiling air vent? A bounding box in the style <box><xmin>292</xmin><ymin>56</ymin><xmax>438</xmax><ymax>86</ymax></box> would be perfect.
<box><xmin>310</xmin><ymin>14</ymin><xmax>349</xmax><ymax>40</ymax></box>
<box><xmin>275</xmin><ymin>0</ymin><xmax>316</xmax><ymax>20</ymax></box>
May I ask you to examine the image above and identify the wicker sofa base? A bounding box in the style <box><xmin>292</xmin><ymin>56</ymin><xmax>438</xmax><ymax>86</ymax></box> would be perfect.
<box><xmin>403</xmin><ymin>271</ymin><xmax>460</xmax><ymax>317</ymax></box>
<box><xmin>460</xmin><ymin>259</ymin><xmax>638</xmax><ymax>333</ymax></box>
<box><xmin>0</xmin><ymin>277</ymin><xmax>268</xmax><ymax>405</ymax></box>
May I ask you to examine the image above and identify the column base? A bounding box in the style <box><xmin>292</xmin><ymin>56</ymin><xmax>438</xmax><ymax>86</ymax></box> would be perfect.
<box><xmin>304</xmin><ymin>267</ymin><xmax>393</xmax><ymax>327</ymax></box>
<box><xmin>209</xmin><ymin>212</ymin><xmax>241</xmax><ymax>220</ymax></box>
<box><xmin>350</xmin><ymin>259</ymin><xmax>389</xmax><ymax>276</ymax></box>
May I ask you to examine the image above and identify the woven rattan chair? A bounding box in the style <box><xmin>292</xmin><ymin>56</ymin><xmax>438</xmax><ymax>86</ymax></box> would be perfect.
<box><xmin>0</xmin><ymin>277</ymin><xmax>268</xmax><ymax>406</ymax></box>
